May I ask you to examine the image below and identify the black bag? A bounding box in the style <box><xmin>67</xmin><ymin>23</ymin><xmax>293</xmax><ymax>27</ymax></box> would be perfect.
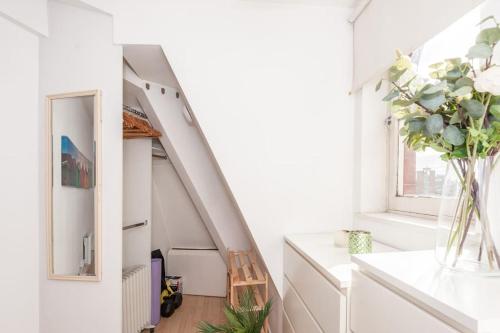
<box><xmin>160</xmin><ymin>295</ymin><xmax>176</xmax><ymax>318</ymax></box>
<box><xmin>151</xmin><ymin>249</ymin><xmax>167</xmax><ymax>292</ymax></box>
<box><xmin>173</xmin><ymin>293</ymin><xmax>183</xmax><ymax>309</ymax></box>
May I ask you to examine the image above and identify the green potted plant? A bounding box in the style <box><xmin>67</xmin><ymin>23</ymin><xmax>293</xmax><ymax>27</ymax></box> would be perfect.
<box><xmin>378</xmin><ymin>16</ymin><xmax>500</xmax><ymax>274</ymax></box>
<box><xmin>198</xmin><ymin>289</ymin><xmax>272</xmax><ymax>333</ymax></box>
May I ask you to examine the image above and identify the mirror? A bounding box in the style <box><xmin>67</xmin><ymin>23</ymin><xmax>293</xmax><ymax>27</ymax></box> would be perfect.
<box><xmin>47</xmin><ymin>90</ymin><xmax>101</xmax><ymax>281</ymax></box>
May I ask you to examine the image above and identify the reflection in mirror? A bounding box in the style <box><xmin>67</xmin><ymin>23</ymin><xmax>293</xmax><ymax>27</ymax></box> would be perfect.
<box><xmin>48</xmin><ymin>91</ymin><xmax>100</xmax><ymax>280</ymax></box>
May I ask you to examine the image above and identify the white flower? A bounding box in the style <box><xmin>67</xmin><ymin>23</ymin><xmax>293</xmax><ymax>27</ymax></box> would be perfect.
<box><xmin>395</xmin><ymin>53</ymin><xmax>412</xmax><ymax>71</ymax></box>
<box><xmin>474</xmin><ymin>66</ymin><xmax>500</xmax><ymax>95</ymax></box>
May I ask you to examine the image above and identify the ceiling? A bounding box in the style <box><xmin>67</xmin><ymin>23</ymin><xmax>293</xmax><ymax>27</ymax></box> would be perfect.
<box><xmin>243</xmin><ymin>0</ymin><xmax>364</xmax><ymax>7</ymax></box>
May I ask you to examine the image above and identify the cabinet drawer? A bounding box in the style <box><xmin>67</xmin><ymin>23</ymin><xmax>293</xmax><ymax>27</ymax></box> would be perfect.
<box><xmin>283</xmin><ymin>277</ymin><xmax>322</xmax><ymax>333</ymax></box>
<box><xmin>284</xmin><ymin>244</ymin><xmax>346</xmax><ymax>333</ymax></box>
<box><xmin>350</xmin><ymin>270</ymin><xmax>459</xmax><ymax>333</ymax></box>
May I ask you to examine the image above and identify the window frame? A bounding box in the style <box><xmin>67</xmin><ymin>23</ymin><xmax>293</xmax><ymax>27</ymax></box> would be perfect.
<box><xmin>382</xmin><ymin>8</ymin><xmax>482</xmax><ymax>219</ymax></box>
<box><xmin>387</xmin><ymin>116</ymin><xmax>442</xmax><ymax>217</ymax></box>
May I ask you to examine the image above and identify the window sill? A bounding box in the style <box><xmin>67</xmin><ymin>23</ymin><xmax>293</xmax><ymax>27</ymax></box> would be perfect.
<box><xmin>361</xmin><ymin>212</ymin><xmax>436</xmax><ymax>229</ymax></box>
<box><xmin>354</xmin><ymin>212</ymin><xmax>437</xmax><ymax>251</ymax></box>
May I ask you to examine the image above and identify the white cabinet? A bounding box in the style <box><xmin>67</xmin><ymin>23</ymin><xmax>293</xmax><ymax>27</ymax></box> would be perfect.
<box><xmin>285</xmin><ymin>236</ymin><xmax>500</xmax><ymax>333</ymax></box>
<box><xmin>351</xmin><ymin>251</ymin><xmax>500</xmax><ymax>333</ymax></box>
<box><xmin>284</xmin><ymin>244</ymin><xmax>346</xmax><ymax>333</ymax></box>
<box><xmin>350</xmin><ymin>270</ymin><xmax>459</xmax><ymax>333</ymax></box>
<box><xmin>283</xmin><ymin>278</ymin><xmax>323</xmax><ymax>333</ymax></box>
<box><xmin>283</xmin><ymin>233</ymin><xmax>395</xmax><ymax>333</ymax></box>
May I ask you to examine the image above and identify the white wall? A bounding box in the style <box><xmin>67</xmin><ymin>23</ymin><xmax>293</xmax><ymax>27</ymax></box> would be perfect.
<box><xmin>167</xmin><ymin>249</ymin><xmax>227</xmax><ymax>297</ymax></box>
<box><xmin>39</xmin><ymin>2</ymin><xmax>122</xmax><ymax>333</ymax></box>
<box><xmin>0</xmin><ymin>0</ymin><xmax>48</xmax><ymax>35</ymax></box>
<box><xmin>353</xmin><ymin>78</ymin><xmax>389</xmax><ymax>213</ymax></box>
<box><xmin>88</xmin><ymin>0</ymin><xmax>355</xmax><ymax>298</ymax></box>
<box><xmin>52</xmin><ymin>97</ymin><xmax>95</xmax><ymax>275</ymax></box>
<box><xmin>0</xmin><ymin>14</ymin><xmax>40</xmax><ymax>333</ymax></box>
<box><xmin>123</xmin><ymin>139</ymin><xmax>152</xmax><ymax>268</ymax></box>
<box><xmin>152</xmin><ymin>158</ymin><xmax>216</xmax><ymax>251</ymax></box>
<box><xmin>151</xmin><ymin>166</ymin><xmax>171</xmax><ymax>259</ymax></box>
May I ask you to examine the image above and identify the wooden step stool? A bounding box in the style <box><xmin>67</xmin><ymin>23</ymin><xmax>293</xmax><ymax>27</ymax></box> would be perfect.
<box><xmin>227</xmin><ymin>250</ymin><xmax>269</xmax><ymax>333</ymax></box>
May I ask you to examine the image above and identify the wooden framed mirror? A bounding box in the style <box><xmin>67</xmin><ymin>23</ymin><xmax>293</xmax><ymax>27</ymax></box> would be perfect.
<box><xmin>46</xmin><ymin>90</ymin><xmax>101</xmax><ymax>281</ymax></box>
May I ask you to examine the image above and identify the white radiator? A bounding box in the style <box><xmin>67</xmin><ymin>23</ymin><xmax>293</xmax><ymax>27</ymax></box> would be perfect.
<box><xmin>123</xmin><ymin>265</ymin><xmax>151</xmax><ymax>333</ymax></box>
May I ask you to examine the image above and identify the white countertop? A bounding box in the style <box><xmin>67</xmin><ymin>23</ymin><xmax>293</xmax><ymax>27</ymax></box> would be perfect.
<box><xmin>352</xmin><ymin>251</ymin><xmax>500</xmax><ymax>333</ymax></box>
<box><xmin>285</xmin><ymin>233</ymin><xmax>395</xmax><ymax>289</ymax></box>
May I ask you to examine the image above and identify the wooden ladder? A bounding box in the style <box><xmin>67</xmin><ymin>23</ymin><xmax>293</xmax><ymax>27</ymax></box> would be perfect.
<box><xmin>227</xmin><ymin>250</ymin><xmax>269</xmax><ymax>333</ymax></box>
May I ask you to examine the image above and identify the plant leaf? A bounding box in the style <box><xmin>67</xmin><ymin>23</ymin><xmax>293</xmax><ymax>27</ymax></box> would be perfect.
<box><xmin>451</xmin><ymin>146</ymin><xmax>468</xmax><ymax>159</ymax></box>
<box><xmin>392</xmin><ymin>99</ymin><xmax>415</xmax><ymax>107</ymax></box>
<box><xmin>389</xmin><ymin>66</ymin><xmax>406</xmax><ymax>82</ymax></box>
<box><xmin>476</xmin><ymin>27</ymin><xmax>500</xmax><ymax>45</ymax></box>
<box><xmin>419</xmin><ymin>93</ymin><xmax>446</xmax><ymax>111</ymax></box>
<box><xmin>455</xmin><ymin>77</ymin><xmax>474</xmax><ymax>89</ymax></box>
<box><xmin>375</xmin><ymin>79</ymin><xmax>383</xmax><ymax>92</ymax></box>
<box><xmin>491</xmin><ymin>96</ymin><xmax>500</xmax><ymax>105</ymax></box>
<box><xmin>460</xmin><ymin>99</ymin><xmax>486</xmax><ymax>119</ymax></box>
<box><xmin>415</xmin><ymin>83</ymin><xmax>433</xmax><ymax>98</ymax></box>
<box><xmin>429</xmin><ymin>142</ymin><xmax>448</xmax><ymax>153</ymax></box>
<box><xmin>449</xmin><ymin>112</ymin><xmax>462</xmax><ymax>125</ymax></box>
<box><xmin>401</xmin><ymin>75</ymin><xmax>417</xmax><ymax>88</ymax></box>
<box><xmin>422</xmin><ymin>81</ymin><xmax>447</xmax><ymax>95</ymax></box>
<box><xmin>443</xmin><ymin>125</ymin><xmax>465</xmax><ymax>146</ymax></box>
<box><xmin>197</xmin><ymin>321</ymin><xmax>230</xmax><ymax>333</ymax></box>
<box><xmin>477</xmin><ymin>15</ymin><xmax>496</xmax><ymax>26</ymax></box>
<box><xmin>446</xmin><ymin>58</ymin><xmax>463</xmax><ymax>66</ymax></box>
<box><xmin>445</xmin><ymin>68</ymin><xmax>462</xmax><ymax>81</ymax></box>
<box><xmin>450</xmin><ymin>86</ymin><xmax>473</xmax><ymax>97</ymax></box>
<box><xmin>428</xmin><ymin>62</ymin><xmax>443</xmax><ymax>69</ymax></box>
<box><xmin>490</xmin><ymin>104</ymin><xmax>500</xmax><ymax>119</ymax></box>
<box><xmin>224</xmin><ymin>307</ymin><xmax>242</xmax><ymax>328</ymax></box>
<box><xmin>467</xmin><ymin>43</ymin><xmax>493</xmax><ymax>59</ymax></box>
<box><xmin>200</xmin><ymin>288</ymin><xmax>271</xmax><ymax>333</ymax></box>
<box><xmin>382</xmin><ymin>89</ymin><xmax>399</xmax><ymax>101</ymax></box>
<box><xmin>408</xmin><ymin>119</ymin><xmax>425</xmax><ymax>133</ymax></box>
<box><xmin>425</xmin><ymin>114</ymin><xmax>444</xmax><ymax>135</ymax></box>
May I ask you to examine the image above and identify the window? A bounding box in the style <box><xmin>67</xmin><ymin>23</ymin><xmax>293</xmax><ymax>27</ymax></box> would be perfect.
<box><xmin>389</xmin><ymin>121</ymin><xmax>443</xmax><ymax>216</ymax></box>
<box><xmin>388</xmin><ymin>8</ymin><xmax>480</xmax><ymax>216</ymax></box>
<box><xmin>398</xmin><ymin>146</ymin><xmax>446</xmax><ymax>198</ymax></box>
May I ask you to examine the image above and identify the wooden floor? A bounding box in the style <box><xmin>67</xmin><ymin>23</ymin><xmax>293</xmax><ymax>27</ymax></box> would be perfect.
<box><xmin>154</xmin><ymin>295</ymin><xmax>226</xmax><ymax>333</ymax></box>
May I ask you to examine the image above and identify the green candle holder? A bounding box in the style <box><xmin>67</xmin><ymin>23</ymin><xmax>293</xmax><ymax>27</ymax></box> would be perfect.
<box><xmin>348</xmin><ymin>230</ymin><xmax>372</xmax><ymax>254</ymax></box>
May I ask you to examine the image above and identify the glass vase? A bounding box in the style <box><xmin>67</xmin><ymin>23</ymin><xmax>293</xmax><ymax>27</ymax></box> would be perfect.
<box><xmin>436</xmin><ymin>156</ymin><xmax>500</xmax><ymax>275</ymax></box>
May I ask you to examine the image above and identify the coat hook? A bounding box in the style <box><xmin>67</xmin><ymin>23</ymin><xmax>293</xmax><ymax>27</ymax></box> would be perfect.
<box><xmin>145</xmin><ymin>83</ymin><xmax>150</xmax><ymax>90</ymax></box>
<box><xmin>161</xmin><ymin>88</ymin><xmax>165</xmax><ymax>95</ymax></box>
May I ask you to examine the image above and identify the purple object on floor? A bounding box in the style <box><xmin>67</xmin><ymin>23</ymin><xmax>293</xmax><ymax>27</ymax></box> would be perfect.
<box><xmin>151</xmin><ymin>258</ymin><xmax>162</xmax><ymax>325</ymax></box>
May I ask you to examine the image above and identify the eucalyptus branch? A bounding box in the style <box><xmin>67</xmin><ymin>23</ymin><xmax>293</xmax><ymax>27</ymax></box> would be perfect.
<box><xmin>380</xmin><ymin>18</ymin><xmax>500</xmax><ymax>271</ymax></box>
<box><xmin>486</xmin><ymin>43</ymin><xmax>496</xmax><ymax>69</ymax></box>
<box><xmin>469</xmin><ymin>61</ymin><xmax>478</xmax><ymax>78</ymax></box>
<box><xmin>391</xmin><ymin>82</ymin><xmax>433</xmax><ymax>115</ymax></box>
<box><xmin>451</xmin><ymin>159</ymin><xmax>465</xmax><ymax>187</ymax></box>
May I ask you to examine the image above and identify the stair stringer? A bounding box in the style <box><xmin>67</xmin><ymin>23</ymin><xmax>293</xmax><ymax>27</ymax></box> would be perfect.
<box><xmin>124</xmin><ymin>68</ymin><xmax>251</xmax><ymax>262</ymax></box>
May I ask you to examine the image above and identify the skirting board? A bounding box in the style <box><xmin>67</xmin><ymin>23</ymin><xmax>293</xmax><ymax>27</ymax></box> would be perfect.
<box><xmin>167</xmin><ymin>249</ymin><xmax>226</xmax><ymax>297</ymax></box>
